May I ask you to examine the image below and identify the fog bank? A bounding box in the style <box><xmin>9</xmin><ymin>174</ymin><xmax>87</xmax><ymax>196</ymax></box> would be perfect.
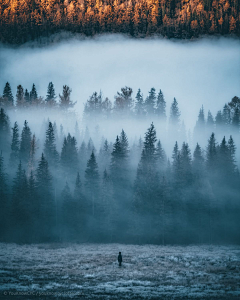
<box><xmin>0</xmin><ymin>35</ymin><xmax>240</xmax><ymax>128</ymax></box>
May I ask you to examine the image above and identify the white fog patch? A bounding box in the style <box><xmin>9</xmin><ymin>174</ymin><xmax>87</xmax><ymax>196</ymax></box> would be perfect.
<box><xmin>0</xmin><ymin>35</ymin><xmax>239</xmax><ymax>128</ymax></box>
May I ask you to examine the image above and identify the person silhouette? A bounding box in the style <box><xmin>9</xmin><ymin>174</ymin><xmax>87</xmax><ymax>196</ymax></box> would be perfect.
<box><xmin>118</xmin><ymin>252</ymin><xmax>122</xmax><ymax>267</ymax></box>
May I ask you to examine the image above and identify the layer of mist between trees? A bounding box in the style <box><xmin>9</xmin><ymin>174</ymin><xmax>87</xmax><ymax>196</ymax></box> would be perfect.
<box><xmin>0</xmin><ymin>80</ymin><xmax>240</xmax><ymax>245</ymax></box>
<box><xmin>1</xmin><ymin>36</ymin><xmax>239</xmax><ymax>131</ymax></box>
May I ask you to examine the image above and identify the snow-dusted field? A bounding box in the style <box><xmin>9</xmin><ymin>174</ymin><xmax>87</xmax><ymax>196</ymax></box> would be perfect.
<box><xmin>0</xmin><ymin>243</ymin><xmax>240</xmax><ymax>299</ymax></box>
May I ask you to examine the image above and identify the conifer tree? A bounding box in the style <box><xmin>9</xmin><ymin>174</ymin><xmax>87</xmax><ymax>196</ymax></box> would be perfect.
<box><xmin>134</xmin><ymin>123</ymin><xmax>158</xmax><ymax>212</ymax></box>
<box><xmin>9</xmin><ymin>122</ymin><xmax>20</xmax><ymax>167</ymax></box>
<box><xmin>0</xmin><ymin>108</ymin><xmax>10</xmax><ymax>154</ymax></box>
<box><xmin>30</xmin><ymin>84</ymin><xmax>38</xmax><ymax>102</ymax></box>
<box><xmin>16</xmin><ymin>85</ymin><xmax>25</xmax><ymax>107</ymax></box>
<box><xmin>46</xmin><ymin>82</ymin><xmax>56</xmax><ymax>102</ymax></box>
<box><xmin>110</xmin><ymin>130</ymin><xmax>130</xmax><ymax>203</ymax></box>
<box><xmin>206</xmin><ymin>133</ymin><xmax>218</xmax><ymax>173</ymax></box>
<box><xmin>180</xmin><ymin>142</ymin><xmax>192</xmax><ymax>183</ymax></box>
<box><xmin>156</xmin><ymin>139</ymin><xmax>167</xmax><ymax>171</ymax></box>
<box><xmin>61</xmin><ymin>133</ymin><xmax>78</xmax><ymax>174</ymax></box>
<box><xmin>227</xmin><ymin>136</ymin><xmax>237</xmax><ymax>175</ymax></box>
<box><xmin>98</xmin><ymin>139</ymin><xmax>111</xmax><ymax>173</ymax></box>
<box><xmin>19</xmin><ymin>120</ymin><xmax>32</xmax><ymax>166</ymax></box>
<box><xmin>87</xmin><ymin>138</ymin><xmax>95</xmax><ymax>158</ymax></box>
<box><xmin>2</xmin><ymin>82</ymin><xmax>14</xmax><ymax>106</ymax></box>
<box><xmin>169</xmin><ymin>97</ymin><xmax>181</xmax><ymax>127</ymax></box>
<box><xmin>192</xmin><ymin>143</ymin><xmax>204</xmax><ymax>177</ymax></box>
<box><xmin>79</xmin><ymin>141</ymin><xmax>87</xmax><ymax>175</ymax></box>
<box><xmin>145</xmin><ymin>88</ymin><xmax>156</xmax><ymax>115</ymax></box>
<box><xmin>24</xmin><ymin>89</ymin><xmax>30</xmax><ymax>103</ymax></box>
<box><xmin>219</xmin><ymin>136</ymin><xmax>230</xmax><ymax>180</ymax></box>
<box><xmin>206</xmin><ymin>110</ymin><xmax>214</xmax><ymax>133</ymax></box>
<box><xmin>135</xmin><ymin>89</ymin><xmax>145</xmax><ymax>116</ymax></box>
<box><xmin>171</xmin><ymin>141</ymin><xmax>182</xmax><ymax>184</ymax></box>
<box><xmin>85</xmin><ymin>151</ymin><xmax>99</xmax><ymax>216</ymax></box>
<box><xmin>215</xmin><ymin>110</ymin><xmax>223</xmax><ymax>132</ymax></box>
<box><xmin>222</xmin><ymin>104</ymin><xmax>231</xmax><ymax>127</ymax></box>
<box><xmin>194</xmin><ymin>106</ymin><xmax>205</xmax><ymax>140</ymax></box>
<box><xmin>114</xmin><ymin>87</ymin><xmax>133</xmax><ymax>116</ymax></box>
<box><xmin>59</xmin><ymin>85</ymin><xmax>76</xmax><ymax>110</ymax></box>
<box><xmin>27</xmin><ymin>134</ymin><xmax>37</xmax><ymax>175</ymax></box>
<box><xmin>232</xmin><ymin>107</ymin><xmax>240</xmax><ymax>131</ymax></box>
<box><xmin>156</xmin><ymin>90</ymin><xmax>166</xmax><ymax>120</ymax></box>
<box><xmin>44</xmin><ymin>122</ymin><xmax>59</xmax><ymax>167</ymax></box>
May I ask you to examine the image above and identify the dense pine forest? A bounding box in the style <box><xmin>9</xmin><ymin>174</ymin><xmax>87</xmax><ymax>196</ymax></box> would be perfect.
<box><xmin>0</xmin><ymin>82</ymin><xmax>240</xmax><ymax>244</ymax></box>
<box><xmin>0</xmin><ymin>0</ymin><xmax>239</xmax><ymax>44</ymax></box>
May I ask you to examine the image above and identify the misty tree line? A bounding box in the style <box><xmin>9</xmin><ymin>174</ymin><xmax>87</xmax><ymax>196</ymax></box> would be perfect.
<box><xmin>1</xmin><ymin>82</ymin><xmax>240</xmax><ymax>137</ymax></box>
<box><xmin>0</xmin><ymin>0</ymin><xmax>239</xmax><ymax>44</ymax></box>
<box><xmin>84</xmin><ymin>87</ymin><xmax>240</xmax><ymax>132</ymax></box>
<box><xmin>0</xmin><ymin>82</ymin><xmax>75</xmax><ymax>110</ymax></box>
<box><xmin>0</xmin><ymin>104</ymin><xmax>240</xmax><ymax>244</ymax></box>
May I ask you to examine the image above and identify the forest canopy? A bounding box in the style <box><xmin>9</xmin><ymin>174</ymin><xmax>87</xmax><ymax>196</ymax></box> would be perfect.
<box><xmin>0</xmin><ymin>0</ymin><xmax>239</xmax><ymax>44</ymax></box>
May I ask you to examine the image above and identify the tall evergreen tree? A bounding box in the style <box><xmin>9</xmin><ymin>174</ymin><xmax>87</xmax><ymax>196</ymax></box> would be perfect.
<box><xmin>59</xmin><ymin>85</ymin><xmax>76</xmax><ymax>110</ymax></box>
<box><xmin>206</xmin><ymin>133</ymin><xmax>218</xmax><ymax>173</ymax></box>
<box><xmin>145</xmin><ymin>88</ymin><xmax>156</xmax><ymax>116</ymax></box>
<box><xmin>9</xmin><ymin>122</ymin><xmax>20</xmax><ymax>167</ymax></box>
<box><xmin>85</xmin><ymin>151</ymin><xmax>99</xmax><ymax>216</ymax></box>
<box><xmin>169</xmin><ymin>97</ymin><xmax>180</xmax><ymax>127</ymax></box>
<box><xmin>44</xmin><ymin>122</ymin><xmax>59</xmax><ymax>167</ymax></box>
<box><xmin>24</xmin><ymin>89</ymin><xmax>30</xmax><ymax>103</ymax></box>
<box><xmin>232</xmin><ymin>107</ymin><xmax>240</xmax><ymax>131</ymax></box>
<box><xmin>133</xmin><ymin>123</ymin><xmax>161</xmax><ymax>242</ymax></box>
<box><xmin>227</xmin><ymin>136</ymin><xmax>237</xmax><ymax>175</ymax></box>
<box><xmin>19</xmin><ymin>120</ymin><xmax>32</xmax><ymax>165</ymax></box>
<box><xmin>180</xmin><ymin>142</ymin><xmax>192</xmax><ymax>183</ymax></box>
<box><xmin>194</xmin><ymin>106</ymin><xmax>205</xmax><ymax>134</ymax></box>
<box><xmin>30</xmin><ymin>84</ymin><xmax>38</xmax><ymax>102</ymax></box>
<box><xmin>114</xmin><ymin>87</ymin><xmax>133</xmax><ymax>116</ymax></box>
<box><xmin>0</xmin><ymin>108</ymin><xmax>10</xmax><ymax>154</ymax></box>
<box><xmin>2</xmin><ymin>82</ymin><xmax>14</xmax><ymax>106</ymax></box>
<box><xmin>192</xmin><ymin>143</ymin><xmax>204</xmax><ymax>177</ymax></box>
<box><xmin>156</xmin><ymin>90</ymin><xmax>166</xmax><ymax>120</ymax></box>
<box><xmin>215</xmin><ymin>110</ymin><xmax>223</xmax><ymax>132</ymax></box>
<box><xmin>135</xmin><ymin>89</ymin><xmax>145</xmax><ymax>117</ymax></box>
<box><xmin>156</xmin><ymin>139</ymin><xmax>167</xmax><ymax>171</ymax></box>
<box><xmin>134</xmin><ymin>123</ymin><xmax>158</xmax><ymax>212</ymax></box>
<box><xmin>27</xmin><ymin>134</ymin><xmax>37</xmax><ymax>175</ymax></box>
<box><xmin>111</xmin><ymin>130</ymin><xmax>130</xmax><ymax>203</ymax></box>
<box><xmin>98</xmin><ymin>139</ymin><xmax>111</xmax><ymax>173</ymax></box>
<box><xmin>46</xmin><ymin>82</ymin><xmax>56</xmax><ymax>102</ymax></box>
<box><xmin>222</xmin><ymin>104</ymin><xmax>231</xmax><ymax>127</ymax></box>
<box><xmin>206</xmin><ymin>110</ymin><xmax>214</xmax><ymax>133</ymax></box>
<box><xmin>16</xmin><ymin>85</ymin><xmax>25</xmax><ymax>107</ymax></box>
<box><xmin>61</xmin><ymin>133</ymin><xmax>78</xmax><ymax>174</ymax></box>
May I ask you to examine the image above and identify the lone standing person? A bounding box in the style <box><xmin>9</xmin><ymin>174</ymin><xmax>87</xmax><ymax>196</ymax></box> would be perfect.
<box><xmin>118</xmin><ymin>252</ymin><xmax>122</xmax><ymax>267</ymax></box>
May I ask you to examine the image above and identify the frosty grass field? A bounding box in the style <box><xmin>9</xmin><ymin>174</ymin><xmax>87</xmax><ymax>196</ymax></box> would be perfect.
<box><xmin>0</xmin><ymin>243</ymin><xmax>240</xmax><ymax>299</ymax></box>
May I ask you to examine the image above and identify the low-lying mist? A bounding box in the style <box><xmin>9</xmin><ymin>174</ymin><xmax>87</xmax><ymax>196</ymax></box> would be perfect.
<box><xmin>0</xmin><ymin>35</ymin><xmax>240</xmax><ymax>129</ymax></box>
